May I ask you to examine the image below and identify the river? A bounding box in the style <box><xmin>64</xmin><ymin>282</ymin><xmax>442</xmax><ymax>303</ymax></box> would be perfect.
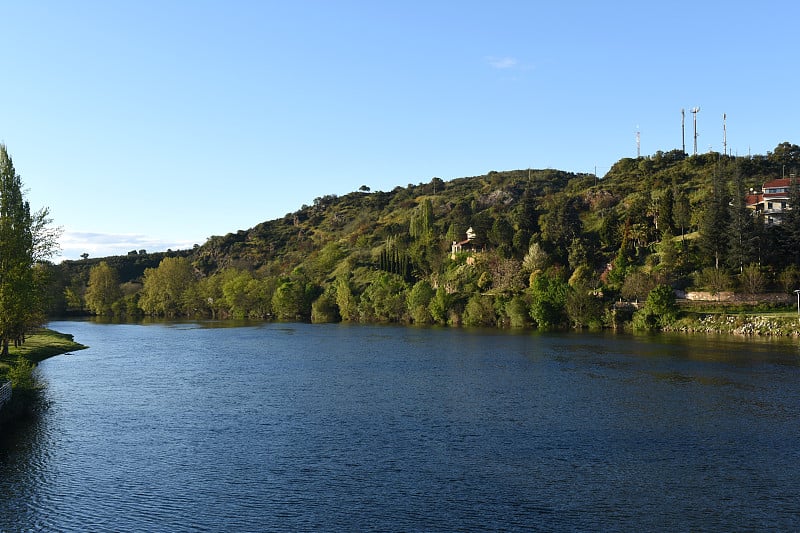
<box><xmin>1</xmin><ymin>320</ymin><xmax>799</xmax><ymax>531</ymax></box>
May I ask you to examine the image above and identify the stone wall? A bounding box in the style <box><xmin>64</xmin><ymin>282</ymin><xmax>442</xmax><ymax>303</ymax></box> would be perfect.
<box><xmin>680</xmin><ymin>291</ymin><xmax>791</xmax><ymax>304</ymax></box>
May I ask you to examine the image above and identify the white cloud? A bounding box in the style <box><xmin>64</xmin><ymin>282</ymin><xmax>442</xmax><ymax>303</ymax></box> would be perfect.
<box><xmin>487</xmin><ymin>56</ymin><xmax>519</xmax><ymax>69</ymax></box>
<box><xmin>56</xmin><ymin>230</ymin><xmax>201</xmax><ymax>262</ymax></box>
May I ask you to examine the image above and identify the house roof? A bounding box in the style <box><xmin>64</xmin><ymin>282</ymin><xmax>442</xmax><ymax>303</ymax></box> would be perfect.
<box><xmin>745</xmin><ymin>193</ymin><xmax>762</xmax><ymax>207</ymax></box>
<box><xmin>763</xmin><ymin>178</ymin><xmax>792</xmax><ymax>189</ymax></box>
<box><xmin>764</xmin><ymin>178</ymin><xmax>792</xmax><ymax>189</ymax></box>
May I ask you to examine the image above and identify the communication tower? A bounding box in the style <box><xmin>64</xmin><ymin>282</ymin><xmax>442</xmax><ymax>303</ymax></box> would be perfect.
<box><xmin>723</xmin><ymin>113</ymin><xmax>727</xmax><ymax>156</ymax></box>
<box><xmin>636</xmin><ymin>128</ymin><xmax>641</xmax><ymax>158</ymax></box>
<box><xmin>681</xmin><ymin>108</ymin><xmax>685</xmax><ymax>154</ymax></box>
<box><xmin>691</xmin><ymin>107</ymin><xmax>700</xmax><ymax>155</ymax></box>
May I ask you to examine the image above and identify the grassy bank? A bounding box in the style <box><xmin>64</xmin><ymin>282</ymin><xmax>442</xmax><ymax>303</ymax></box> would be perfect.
<box><xmin>0</xmin><ymin>328</ymin><xmax>87</xmax><ymax>374</ymax></box>
<box><xmin>0</xmin><ymin>328</ymin><xmax>87</xmax><ymax>427</ymax></box>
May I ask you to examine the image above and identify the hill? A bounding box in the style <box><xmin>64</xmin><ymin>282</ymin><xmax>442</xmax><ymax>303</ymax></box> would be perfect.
<box><xmin>49</xmin><ymin>142</ymin><xmax>800</xmax><ymax>329</ymax></box>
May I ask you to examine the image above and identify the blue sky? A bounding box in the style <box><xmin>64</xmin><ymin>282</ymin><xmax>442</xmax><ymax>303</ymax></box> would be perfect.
<box><xmin>2</xmin><ymin>1</ymin><xmax>798</xmax><ymax>261</ymax></box>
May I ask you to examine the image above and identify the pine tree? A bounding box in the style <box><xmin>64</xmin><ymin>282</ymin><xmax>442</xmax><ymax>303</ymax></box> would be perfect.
<box><xmin>699</xmin><ymin>168</ymin><xmax>731</xmax><ymax>269</ymax></box>
<box><xmin>726</xmin><ymin>170</ymin><xmax>757</xmax><ymax>272</ymax></box>
<box><xmin>782</xmin><ymin>175</ymin><xmax>800</xmax><ymax>266</ymax></box>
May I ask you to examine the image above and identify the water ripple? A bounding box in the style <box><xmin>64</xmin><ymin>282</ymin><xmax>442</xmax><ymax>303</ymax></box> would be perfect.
<box><xmin>1</xmin><ymin>321</ymin><xmax>800</xmax><ymax>531</ymax></box>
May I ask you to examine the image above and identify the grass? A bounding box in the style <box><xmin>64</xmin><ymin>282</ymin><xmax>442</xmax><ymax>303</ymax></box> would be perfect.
<box><xmin>0</xmin><ymin>328</ymin><xmax>87</xmax><ymax>376</ymax></box>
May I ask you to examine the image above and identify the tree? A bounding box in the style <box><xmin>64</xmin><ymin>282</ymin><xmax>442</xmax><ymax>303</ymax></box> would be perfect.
<box><xmin>694</xmin><ymin>267</ymin><xmax>732</xmax><ymax>300</ymax></box>
<box><xmin>505</xmin><ymin>296</ymin><xmax>530</xmax><ymax>328</ymax></box>
<box><xmin>657</xmin><ymin>228</ymin><xmax>678</xmax><ymax>278</ymax></box>
<box><xmin>739</xmin><ymin>263</ymin><xmax>766</xmax><ymax>298</ymax></box>
<box><xmin>310</xmin><ymin>285</ymin><xmax>339</xmax><ymax>323</ymax></box>
<box><xmin>463</xmin><ymin>293</ymin><xmax>496</xmax><ymax>327</ymax></box>
<box><xmin>727</xmin><ymin>171</ymin><xmax>757</xmax><ymax>272</ymax></box>
<box><xmin>633</xmin><ymin>285</ymin><xmax>678</xmax><ymax>330</ymax></box>
<box><xmin>428</xmin><ymin>285</ymin><xmax>451</xmax><ymax>325</ymax></box>
<box><xmin>781</xmin><ymin>175</ymin><xmax>800</xmax><ymax>266</ymax></box>
<box><xmin>621</xmin><ymin>270</ymin><xmax>656</xmax><ymax>303</ymax></box>
<box><xmin>0</xmin><ymin>145</ymin><xmax>58</xmax><ymax>355</ymax></box>
<box><xmin>139</xmin><ymin>257</ymin><xmax>195</xmax><ymax>317</ymax></box>
<box><xmin>699</xmin><ymin>170</ymin><xmax>730</xmax><ymax>269</ymax></box>
<box><xmin>528</xmin><ymin>270</ymin><xmax>569</xmax><ymax>329</ymax></box>
<box><xmin>334</xmin><ymin>276</ymin><xmax>359</xmax><ymax>322</ymax></box>
<box><xmin>358</xmin><ymin>272</ymin><xmax>408</xmax><ymax>323</ymax></box>
<box><xmin>539</xmin><ymin>194</ymin><xmax>582</xmax><ymax>262</ymax></box>
<box><xmin>85</xmin><ymin>262</ymin><xmax>122</xmax><ymax>316</ymax></box>
<box><xmin>565</xmin><ymin>281</ymin><xmax>603</xmax><ymax>329</ymax></box>
<box><xmin>655</xmin><ymin>187</ymin><xmax>674</xmax><ymax>233</ymax></box>
<box><xmin>673</xmin><ymin>189</ymin><xmax>691</xmax><ymax>242</ymax></box>
<box><xmin>407</xmin><ymin>280</ymin><xmax>434</xmax><ymax>324</ymax></box>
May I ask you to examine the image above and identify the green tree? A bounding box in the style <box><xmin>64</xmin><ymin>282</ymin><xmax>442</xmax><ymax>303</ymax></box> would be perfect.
<box><xmin>272</xmin><ymin>279</ymin><xmax>313</xmax><ymax>321</ymax></box>
<box><xmin>656</xmin><ymin>187</ymin><xmax>674</xmax><ymax>233</ymax></box>
<box><xmin>139</xmin><ymin>257</ymin><xmax>196</xmax><ymax>317</ymax></box>
<box><xmin>782</xmin><ymin>176</ymin><xmax>800</xmax><ymax>266</ymax></box>
<box><xmin>673</xmin><ymin>189</ymin><xmax>691</xmax><ymax>242</ymax></box>
<box><xmin>528</xmin><ymin>270</ymin><xmax>569</xmax><ymax>329</ymax></box>
<box><xmin>620</xmin><ymin>270</ymin><xmax>656</xmax><ymax>303</ymax></box>
<box><xmin>699</xmin><ymin>170</ymin><xmax>730</xmax><ymax>269</ymax></box>
<box><xmin>311</xmin><ymin>285</ymin><xmax>339</xmax><ymax>323</ymax></box>
<box><xmin>565</xmin><ymin>281</ymin><xmax>603</xmax><ymax>329</ymax></box>
<box><xmin>727</xmin><ymin>171</ymin><xmax>757</xmax><ymax>272</ymax></box>
<box><xmin>463</xmin><ymin>293</ymin><xmax>496</xmax><ymax>327</ymax></box>
<box><xmin>633</xmin><ymin>285</ymin><xmax>678</xmax><ymax>330</ymax></box>
<box><xmin>7</xmin><ymin>356</ymin><xmax>37</xmax><ymax>393</ymax></box>
<box><xmin>657</xmin><ymin>228</ymin><xmax>678</xmax><ymax>279</ymax></box>
<box><xmin>85</xmin><ymin>261</ymin><xmax>122</xmax><ymax>316</ymax></box>
<box><xmin>694</xmin><ymin>267</ymin><xmax>732</xmax><ymax>300</ymax></box>
<box><xmin>739</xmin><ymin>263</ymin><xmax>766</xmax><ymax>298</ymax></box>
<box><xmin>358</xmin><ymin>272</ymin><xmax>408</xmax><ymax>323</ymax></box>
<box><xmin>522</xmin><ymin>241</ymin><xmax>549</xmax><ymax>276</ymax></box>
<box><xmin>428</xmin><ymin>285</ymin><xmax>451</xmax><ymax>325</ymax></box>
<box><xmin>407</xmin><ymin>280</ymin><xmax>435</xmax><ymax>324</ymax></box>
<box><xmin>334</xmin><ymin>276</ymin><xmax>359</xmax><ymax>322</ymax></box>
<box><xmin>409</xmin><ymin>198</ymin><xmax>434</xmax><ymax>241</ymax></box>
<box><xmin>505</xmin><ymin>296</ymin><xmax>530</xmax><ymax>328</ymax></box>
<box><xmin>539</xmin><ymin>194</ymin><xmax>582</xmax><ymax>262</ymax></box>
<box><xmin>778</xmin><ymin>265</ymin><xmax>800</xmax><ymax>294</ymax></box>
<box><xmin>221</xmin><ymin>269</ymin><xmax>256</xmax><ymax>318</ymax></box>
<box><xmin>0</xmin><ymin>145</ymin><xmax>58</xmax><ymax>355</ymax></box>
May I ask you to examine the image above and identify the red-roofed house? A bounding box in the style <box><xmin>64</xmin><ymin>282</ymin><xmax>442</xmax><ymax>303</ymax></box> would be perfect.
<box><xmin>747</xmin><ymin>178</ymin><xmax>792</xmax><ymax>225</ymax></box>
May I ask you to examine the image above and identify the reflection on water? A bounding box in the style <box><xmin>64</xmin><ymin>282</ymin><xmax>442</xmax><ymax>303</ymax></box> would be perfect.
<box><xmin>1</xmin><ymin>321</ymin><xmax>799</xmax><ymax>531</ymax></box>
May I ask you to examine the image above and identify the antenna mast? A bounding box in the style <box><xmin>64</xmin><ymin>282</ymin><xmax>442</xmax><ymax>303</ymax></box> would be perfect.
<box><xmin>692</xmin><ymin>107</ymin><xmax>700</xmax><ymax>155</ymax></box>
<box><xmin>636</xmin><ymin>127</ymin><xmax>641</xmax><ymax>158</ymax></box>
<box><xmin>722</xmin><ymin>113</ymin><xmax>727</xmax><ymax>156</ymax></box>
<box><xmin>681</xmin><ymin>108</ymin><xmax>685</xmax><ymax>154</ymax></box>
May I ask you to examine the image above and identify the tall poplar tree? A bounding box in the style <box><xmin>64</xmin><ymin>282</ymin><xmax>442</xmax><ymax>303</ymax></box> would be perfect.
<box><xmin>0</xmin><ymin>145</ymin><xmax>58</xmax><ymax>355</ymax></box>
<box><xmin>85</xmin><ymin>261</ymin><xmax>122</xmax><ymax>315</ymax></box>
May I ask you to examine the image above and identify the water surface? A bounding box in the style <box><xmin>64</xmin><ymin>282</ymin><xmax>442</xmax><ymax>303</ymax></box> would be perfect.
<box><xmin>1</xmin><ymin>321</ymin><xmax>799</xmax><ymax>531</ymax></box>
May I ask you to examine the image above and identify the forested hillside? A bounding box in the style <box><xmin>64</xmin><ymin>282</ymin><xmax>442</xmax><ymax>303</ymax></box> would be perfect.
<box><xmin>50</xmin><ymin>142</ymin><xmax>800</xmax><ymax>330</ymax></box>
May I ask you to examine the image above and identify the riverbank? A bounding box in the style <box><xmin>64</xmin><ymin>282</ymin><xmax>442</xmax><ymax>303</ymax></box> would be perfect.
<box><xmin>667</xmin><ymin>313</ymin><xmax>800</xmax><ymax>337</ymax></box>
<box><xmin>0</xmin><ymin>328</ymin><xmax>87</xmax><ymax>428</ymax></box>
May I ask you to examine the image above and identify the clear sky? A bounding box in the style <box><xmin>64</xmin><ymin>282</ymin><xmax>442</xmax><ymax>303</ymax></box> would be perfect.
<box><xmin>2</xmin><ymin>1</ymin><xmax>798</xmax><ymax>261</ymax></box>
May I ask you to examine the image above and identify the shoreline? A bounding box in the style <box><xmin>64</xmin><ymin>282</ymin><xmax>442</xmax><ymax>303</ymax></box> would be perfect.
<box><xmin>0</xmin><ymin>328</ymin><xmax>88</xmax><ymax>429</ymax></box>
<box><xmin>666</xmin><ymin>313</ymin><xmax>800</xmax><ymax>337</ymax></box>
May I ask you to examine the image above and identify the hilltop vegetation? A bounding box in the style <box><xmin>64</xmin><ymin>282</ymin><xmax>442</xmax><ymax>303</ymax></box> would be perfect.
<box><xmin>49</xmin><ymin>142</ymin><xmax>800</xmax><ymax>331</ymax></box>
